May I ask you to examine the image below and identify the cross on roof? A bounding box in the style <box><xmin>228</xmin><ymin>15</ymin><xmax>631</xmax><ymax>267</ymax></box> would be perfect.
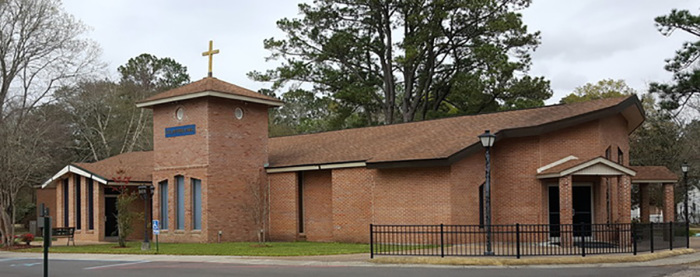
<box><xmin>202</xmin><ymin>40</ymin><xmax>220</xmax><ymax>77</ymax></box>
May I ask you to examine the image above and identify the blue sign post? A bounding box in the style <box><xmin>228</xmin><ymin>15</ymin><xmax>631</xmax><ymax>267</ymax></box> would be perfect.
<box><xmin>152</xmin><ymin>220</ymin><xmax>160</xmax><ymax>252</ymax></box>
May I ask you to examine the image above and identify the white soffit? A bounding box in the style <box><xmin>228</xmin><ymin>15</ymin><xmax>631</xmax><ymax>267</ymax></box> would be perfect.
<box><xmin>41</xmin><ymin>165</ymin><xmax>108</xmax><ymax>188</ymax></box>
<box><xmin>266</xmin><ymin>162</ymin><xmax>367</xmax><ymax>173</ymax></box>
<box><xmin>537</xmin><ymin>155</ymin><xmax>579</xmax><ymax>174</ymax></box>
<box><xmin>537</xmin><ymin>157</ymin><xmax>636</xmax><ymax>179</ymax></box>
<box><xmin>136</xmin><ymin>90</ymin><xmax>283</xmax><ymax>108</ymax></box>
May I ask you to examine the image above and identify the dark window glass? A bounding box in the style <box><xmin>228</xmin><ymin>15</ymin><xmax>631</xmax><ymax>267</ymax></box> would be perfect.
<box><xmin>88</xmin><ymin>179</ymin><xmax>94</xmax><ymax>230</ymax></box>
<box><xmin>63</xmin><ymin>179</ymin><xmax>69</xmax><ymax>227</ymax></box>
<box><xmin>618</xmin><ymin>147</ymin><xmax>624</xmax><ymax>164</ymax></box>
<box><xmin>75</xmin><ymin>176</ymin><xmax>81</xmax><ymax>229</ymax></box>
<box><xmin>192</xmin><ymin>179</ymin><xmax>202</xmax><ymax>230</ymax></box>
<box><xmin>160</xmin><ymin>181</ymin><xmax>169</xmax><ymax>229</ymax></box>
<box><xmin>176</xmin><ymin>176</ymin><xmax>185</xmax><ymax>230</ymax></box>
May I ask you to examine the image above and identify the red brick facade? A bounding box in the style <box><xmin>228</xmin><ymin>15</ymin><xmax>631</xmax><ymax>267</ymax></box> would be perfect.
<box><xmin>36</xmin><ymin>80</ymin><xmax>678</xmax><ymax>245</ymax></box>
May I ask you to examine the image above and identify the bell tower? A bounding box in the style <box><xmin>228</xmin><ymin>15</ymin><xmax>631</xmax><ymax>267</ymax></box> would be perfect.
<box><xmin>136</xmin><ymin>43</ymin><xmax>282</xmax><ymax>242</ymax></box>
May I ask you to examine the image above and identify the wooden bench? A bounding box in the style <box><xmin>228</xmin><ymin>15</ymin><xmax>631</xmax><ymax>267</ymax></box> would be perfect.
<box><xmin>51</xmin><ymin>227</ymin><xmax>75</xmax><ymax>246</ymax></box>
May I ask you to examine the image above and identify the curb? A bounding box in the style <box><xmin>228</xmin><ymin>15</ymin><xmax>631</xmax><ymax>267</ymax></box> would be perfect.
<box><xmin>369</xmin><ymin>249</ymin><xmax>697</xmax><ymax>266</ymax></box>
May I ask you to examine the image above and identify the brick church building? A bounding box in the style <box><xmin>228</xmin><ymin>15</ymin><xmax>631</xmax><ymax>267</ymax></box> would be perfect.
<box><xmin>36</xmin><ymin>76</ymin><xmax>678</xmax><ymax>244</ymax></box>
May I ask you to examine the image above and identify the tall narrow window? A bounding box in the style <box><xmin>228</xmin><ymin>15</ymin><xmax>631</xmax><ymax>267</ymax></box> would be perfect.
<box><xmin>75</xmin><ymin>175</ymin><xmax>81</xmax><ymax>230</ymax></box>
<box><xmin>63</xmin><ymin>179</ymin><xmax>69</xmax><ymax>227</ymax></box>
<box><xmin>297</xmin><ymin>172</ymin><xmax>304</xmax><ymax>234</ymax></box>
<box><xmin>159</xmin><ymin>180</ymin><xmax>169</xmax><ymax>229</ymax></box>
<box><xmin>176</xmin><ymin>176</ymin><xmax>185</xmax><ymax>230</ymax></box>
<box><xmin>617</xmin><ymin>147</ymin><xmax>624</xmax><ymax>164</ymax></box>
<box><xmin>479</xmin><ymin>184</ymin><xmax>484</xmax><ymax>228</ymax></box>
<box><xmin>192</xmin><ymin>178</ymin><xmax>202</xmax><ymax>230</ymax></box>
<box><xmin>88</xmin><ymin>179</ymin><xmax>94</xmax><ymax>230</ymax></box>
<box><xmin>605</xmin><ymin>146</ymin><xmax>611</xmax><ymax>159</ymax></box>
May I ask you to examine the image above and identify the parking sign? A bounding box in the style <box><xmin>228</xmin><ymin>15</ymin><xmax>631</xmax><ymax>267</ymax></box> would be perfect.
<box><xmin>152</xmin><ymin>220</ymin><xmax>160</xmax><ymax>235</ymax></box>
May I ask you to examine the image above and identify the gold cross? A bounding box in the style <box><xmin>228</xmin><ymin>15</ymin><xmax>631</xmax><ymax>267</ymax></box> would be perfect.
<box><xmin>202</xmin><ymin>40</ymin><xmax>220</xmax><ymax>77</ymax></box>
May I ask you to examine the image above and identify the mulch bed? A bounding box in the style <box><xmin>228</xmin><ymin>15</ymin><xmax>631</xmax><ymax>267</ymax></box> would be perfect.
<box><xmin>1</xmin><ymin>244</ymin><xmax>41</xmax><ymax>250</ymax></box>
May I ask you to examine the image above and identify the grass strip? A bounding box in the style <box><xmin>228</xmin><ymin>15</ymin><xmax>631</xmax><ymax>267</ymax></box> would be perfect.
<box><xmin>15</xmin><ymin>241</ymin><xmax>369</xmax><ymax>256</ymax></box>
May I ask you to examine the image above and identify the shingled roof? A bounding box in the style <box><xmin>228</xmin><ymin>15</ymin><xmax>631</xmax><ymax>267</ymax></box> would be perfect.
<box><xmin>268</xmin><ymin>96</ymin><xmax>644</xmax><ymax>168</ymax></box>
<box><xmin>42</xmin><ymin>95</ymin><xmax>646</xmax><ymax>188</ymax></box>
<box><xmin>630</xmin><ymin>166</ymin><xmax>678</xmax><ymax>183</ymax></box>
<box><xmin>74</xmin><ymin>151</ymin><xmax>153</xmax><ymax>183</ymax></box>
<box><xmin>136</xmin><ymin>77</ymin><xmax>283</xmax><ymax>108</ymax></box>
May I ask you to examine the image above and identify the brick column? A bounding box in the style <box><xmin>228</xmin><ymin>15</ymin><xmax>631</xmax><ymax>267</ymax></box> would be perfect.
<box><xmin>617</xmin><ymin>175</ymin><xmax>632</xmax><ymax>247</ymax></box>
<box><xmin>640</xmin><ymin>184</ymin><xmax>650</xmax><ymax>223</ymax></box>
<box><xmin>617</xmin><ymin>175</ymin><xmax>632</xmax><ymax>224</ymax></box>
<box><xmin>663</xmin><ymin>183</ymin><xmax>675</xmax><ymax>222</ymax></box>
<box><xmin>559</xmin><ymin>175</ymin><xmax>573</xmax><ymax>247</ymax></box>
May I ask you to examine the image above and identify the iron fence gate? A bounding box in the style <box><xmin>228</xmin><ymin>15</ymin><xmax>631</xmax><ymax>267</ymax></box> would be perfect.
<box><xmin>369</xmin><ymin>222</ymin><xmax>689</xmax><ymax>258</ymax></box>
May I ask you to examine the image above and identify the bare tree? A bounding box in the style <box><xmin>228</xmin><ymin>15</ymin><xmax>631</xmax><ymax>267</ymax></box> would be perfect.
<box><xmin>243</xmin><ymin>168</ymin><xmax>269</xmax><ymax>244</ymax></box>
<box><xmin>0</xmin><ymin>0</ymin><xmax>100</xmax><ymax>246</ymax></box>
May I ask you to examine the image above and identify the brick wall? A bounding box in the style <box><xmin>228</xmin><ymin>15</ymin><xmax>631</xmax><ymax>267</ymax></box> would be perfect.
<box><xmin>331</xmin><ymin>167</ymin><xmax>374</xmax><ymax>243</ymax></box>
<box><xmin>152</xmin><ymin>96</ymin><xmax>271</xmax><ymax>243</ymax></box>
<box><xmin>301</xmin><ymin>170</ymin><xmax>333</xmax><ymax>241</ymax></box>
<box><xmin>36</xmin><ymin>187</ymin><xmax>57</xmax><ymax>229</ymax></box>
<box><xmin>268</xmin><ymin>172</ymin><xmax>298</xmax><ymax>241</ymax></box>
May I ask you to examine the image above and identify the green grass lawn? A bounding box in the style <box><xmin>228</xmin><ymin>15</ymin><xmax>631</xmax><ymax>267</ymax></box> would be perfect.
<box><xmin>16</xmin><ymin>241</ymin><xmax>369</xmax><ymax>256</ymax></box>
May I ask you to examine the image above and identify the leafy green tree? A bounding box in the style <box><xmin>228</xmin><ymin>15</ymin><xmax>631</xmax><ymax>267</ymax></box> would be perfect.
<box><xmin>559</xmin><ymin>79</ymin><xmax>636</xmax><ymax>104</ymax></box>
<box><xmin>251</xmin><ymin>0</ymin><xmax>551</xmax><ymax>130</ymax></box>
<box><xmin>649</xmin><ymin>9</ymin><xmax>700</xmax><ymax>112</ymax></box>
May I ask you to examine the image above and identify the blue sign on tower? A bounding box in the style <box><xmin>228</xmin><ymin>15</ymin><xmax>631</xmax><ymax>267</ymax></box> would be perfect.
<box><xmin>165</xmin><ymin>125</ymin><xmax>196</xmax><ymax>138</ymax></box>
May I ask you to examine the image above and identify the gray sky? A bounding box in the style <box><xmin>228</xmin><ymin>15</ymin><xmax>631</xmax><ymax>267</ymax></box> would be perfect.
<box><xmin>62</xmin><ymin>0</ymin><xmax>698</xmax><ymax>104</ymax></box>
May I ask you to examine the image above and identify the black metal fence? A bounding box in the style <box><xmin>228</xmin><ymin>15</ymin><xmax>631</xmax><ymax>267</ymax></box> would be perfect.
<box><xmin>370</xmin><ymin>222</ymin><xmax>689</xmax><ymax>258</ymax></box>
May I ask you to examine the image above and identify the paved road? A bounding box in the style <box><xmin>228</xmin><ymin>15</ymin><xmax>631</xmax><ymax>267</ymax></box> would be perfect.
<box><xmin>1</xmin><ymin>257</ymin><xmax>698</xmax><ymax>277</ymax></box>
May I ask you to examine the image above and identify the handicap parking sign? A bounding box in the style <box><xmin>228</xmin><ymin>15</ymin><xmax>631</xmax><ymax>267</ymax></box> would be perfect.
<box><xmin>152</xmin><ymin>220</ymin><xmax>160</xmax><ymax>235</ymax></box>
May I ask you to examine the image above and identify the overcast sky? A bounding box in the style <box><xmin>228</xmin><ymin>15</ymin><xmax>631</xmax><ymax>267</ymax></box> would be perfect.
<box><xmin>62</xmin><ymin>0</ymin><xmax>698</xmax><ymax>104</ymax></box>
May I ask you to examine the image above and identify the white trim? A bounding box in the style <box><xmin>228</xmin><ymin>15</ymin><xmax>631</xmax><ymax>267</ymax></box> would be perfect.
<box><xmin>266</xmin><ymin>165</ymin><xmax>320</xmax><ymax>173</ymax></box>
<box><xmin>41</xmin><ymin>165</ymin><xmax>108</xmax><ymax>188</ymax></box>
<box><xmin>631</xmin><ymin>179</ymin><xmax>678</xmax><ymax>184</ymax></box>
<box><xmin>319</xmin><ymin>162</ymin><xmax>366</xmax><ymax>170</ymax></box>
<box><xmin>266</xmin><ymin>162</ymin><xmax>367</xmax><ymax>173</ymax></box>
<box><xmin>136</xmin><ymin>90</ymin><xmax>283</xmax><ymax>108</ymax></box>
<box><xmin>537</xmin><ymin>155</ymin><xmax>579</xmax><ymax>174</ymax></box>
<box><xmin>537</xmin><ymin>157</ymin><xmax>636</xmax><ymax>179</ymax></box>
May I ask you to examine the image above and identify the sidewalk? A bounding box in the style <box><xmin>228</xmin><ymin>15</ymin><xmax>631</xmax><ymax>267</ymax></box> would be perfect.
<box><xmin>2</xmin><ymin>249</ymin><xmax>699</xmax><ymax>268</ymax></box>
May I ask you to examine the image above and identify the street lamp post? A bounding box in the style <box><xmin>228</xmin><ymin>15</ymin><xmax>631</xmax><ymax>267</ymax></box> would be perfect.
<box><xmin>478</xmin><ymin>130</ymin><xmax>496</xmax><ymax>256</ymax></box>
<box><xmin>682</xmin><ymin>162</ymin><xmax>689</xmax><ymax>248</ymax></box>
<box><xmin>138</xmin><ymin>185</ymin><xmax>151</xmax><ymax>251</ymax></box>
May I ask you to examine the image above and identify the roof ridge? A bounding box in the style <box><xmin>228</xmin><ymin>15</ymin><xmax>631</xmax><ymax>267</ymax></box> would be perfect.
<box><xmin>270</xmin><ymin>96</ymin><xmax>633</xmax><ymax>140</ymax></box>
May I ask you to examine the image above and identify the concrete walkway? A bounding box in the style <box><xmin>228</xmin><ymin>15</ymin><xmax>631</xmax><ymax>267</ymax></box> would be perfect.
<box><xmin>2</xmin><ymin>249</ymin><xmax>700</xmax><ymax>268</ymax></box>
<box><xmin>2</xmin><ymin>236</ymin><xmax>698</xmax><ymax>268</ymax></box>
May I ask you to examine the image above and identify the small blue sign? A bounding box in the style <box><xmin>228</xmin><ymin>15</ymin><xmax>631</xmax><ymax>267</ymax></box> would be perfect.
<box><xmin>152</xmin><ymin>220</ymin><xmax>160</xmax><ymax>235</ymax></box>
<box><xmin>165</xmin><ymin>124</ymin><xmax>196</xmax><ymax>138</ymax></box>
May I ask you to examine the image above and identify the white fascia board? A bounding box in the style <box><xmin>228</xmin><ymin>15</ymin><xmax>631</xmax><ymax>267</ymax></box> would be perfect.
<box><xmin>560</xmin><ymin>157</ymin><xmax>636</xmax><ymax>177</ymax></box>
<box><xmin>266</xmin><ymin>165</ymin><xmax>320</xmax><ymax>173</ymax></box>
<box><xmin>40</xmin><ymin>165</ymin><xmax>108</xmax><ymax>189</ymax></box>
<box><xmin>319</xmin><ymin>162</ymin><xmax>366</xmax><ymax>170</ymax></box>
<box><xmin>266</xmin><ymin>162</ymin><xmax>367</xmax><ymax>173</ymax></box>
<box><xmin>136</xmin><ymin>90</ymin><xmax>283</xmax><ymax>108</ymax></box>
<box><xmin>536</xmin><ymin>157</ymin><xmax>636</xmax><ymax>179</ymax></box>
<box><xmin>537</xmin><ymin>155</ymin><xmax>579</xmax><ymax>174</ymax></box>
<box><xmin>631</xmin><ymin>179</ymin><xmax>678</xmax><ymax>184</ymax></box>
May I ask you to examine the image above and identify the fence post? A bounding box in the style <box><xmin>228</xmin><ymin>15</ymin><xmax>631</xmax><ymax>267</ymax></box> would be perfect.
<box><xmin>516</xmin><ymin>223</ymin><xmax>521</xmax><ymax>259</ymax></box>
<box><xmin>687</xmin><ymin>220</ymin><xmax>691</xmax><ymax>249</ymax></box>
<box><xmin>650</xmin><ymin>222</ymin><xmax>654</xmax><ymax>253</ymax></box>
<box><xmin>370</xmin><ymin>224</ymin><xmax>374</xmax><ymax>259</ymax></box>
<box><xmin>440</xmin><ymin>224</ymin><xmax>445</xmax><ymax>258</ymax></box>
<box><xmin>580</xmin><ymin>223</ymin><xmax>586</xmax><ymax>257</ymax></box>
<box><xmin>669</xmin><ymin>222</ymin><xmax>674</xmax><ymax>251</ymax></box>
<box><xmin>632</xmin><ymin>222</ymin><xmax>637</xmax><ymax>255</ymax></box>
